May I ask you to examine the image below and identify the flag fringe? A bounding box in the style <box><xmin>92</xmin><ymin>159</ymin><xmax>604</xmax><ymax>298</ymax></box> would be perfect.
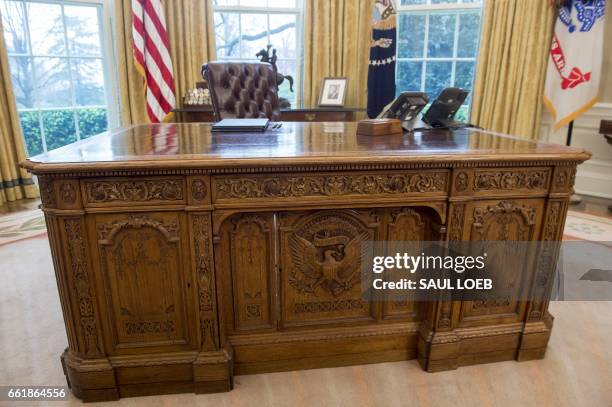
<box><xmin>544</xmin><ymin>95</ymin><xmax>599</xmax><ymax>131</ymax></box>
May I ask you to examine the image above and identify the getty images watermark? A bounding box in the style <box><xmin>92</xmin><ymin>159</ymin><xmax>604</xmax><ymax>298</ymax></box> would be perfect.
<box><xmin>361</xmin><ymin>241</ymin><xmax>612</xmax><ymax>302</ymax></box>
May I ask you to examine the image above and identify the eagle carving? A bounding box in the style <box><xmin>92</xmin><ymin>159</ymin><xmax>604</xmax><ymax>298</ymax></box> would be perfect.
<box><xmin>289</xmin><ymin>230</ymin><xmax>368</xmax><ymax>297</ymax></box>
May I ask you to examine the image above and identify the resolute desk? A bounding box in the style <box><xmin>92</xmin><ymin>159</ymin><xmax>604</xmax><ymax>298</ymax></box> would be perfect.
<box><xmin>22</xmin><ymin>123</ymin><xmax>589</xmax><ymax>401</ymax></box>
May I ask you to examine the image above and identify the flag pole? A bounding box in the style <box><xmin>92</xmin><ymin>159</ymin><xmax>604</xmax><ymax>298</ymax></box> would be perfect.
<box><xmin>566</xmin><ymin>120</ymin><xmax>582</xmax><ymax>204</ymax></box>
<box><xmin>565</xmin><ymin>120</ymin><xmax>574</xmax><ymax>146</ymax></box>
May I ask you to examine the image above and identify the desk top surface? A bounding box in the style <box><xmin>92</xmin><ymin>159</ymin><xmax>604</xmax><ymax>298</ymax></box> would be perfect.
<box><xmin>23</xmin><ymin>122</ymin><xmax>590</xmax><ymax>173</ymax></box>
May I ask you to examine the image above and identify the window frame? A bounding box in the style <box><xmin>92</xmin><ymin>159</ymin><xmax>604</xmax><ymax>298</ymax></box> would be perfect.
<box><xmin>212</xmin><ymin>0</ymin><xmax>304</xmax><ymax>107</ymax></box>
<box><xmin>2</xmin><ymin>0</ymin><xmax>119</xmax><ymax>153</ymax></box>
<box><xmin>395</xmin><ymin>0</ymin><xmax>483</xmax><ymax>110</ymax></box>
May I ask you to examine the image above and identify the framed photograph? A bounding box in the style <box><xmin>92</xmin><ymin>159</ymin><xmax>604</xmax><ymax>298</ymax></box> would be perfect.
<box><xmin>318</xmin><ymin>77</ymin><xmax>348</xmax><ymax>107</ymax></box>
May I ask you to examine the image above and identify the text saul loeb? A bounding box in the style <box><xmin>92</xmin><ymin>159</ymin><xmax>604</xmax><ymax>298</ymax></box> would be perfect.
<box><xmin>370</xmin><ymin>252</ymin><xmax>493</xmax><ymax>291</ymax></box>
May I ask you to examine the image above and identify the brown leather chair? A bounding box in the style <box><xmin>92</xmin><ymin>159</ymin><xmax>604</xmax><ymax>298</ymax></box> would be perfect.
<box><xmin>202</xmin><ymin>62</ymin><xmax>281</xmax><ymax>121</ymax></box>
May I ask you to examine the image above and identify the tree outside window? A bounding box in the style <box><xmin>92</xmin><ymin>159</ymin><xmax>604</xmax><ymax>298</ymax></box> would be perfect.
<box><xmin>212</xmin><ymin>0</ymin><xmax>303</xmax><ymax>107</ymax></box>
<box><xmin>396</xmin><ymin>0</ymin><xmax>483</xmax><ymax>121</ymax></box>
<box><xmin>1</xmin><ymin>0</ymin><xmax>117</xmax><ymax>156</ymax></box>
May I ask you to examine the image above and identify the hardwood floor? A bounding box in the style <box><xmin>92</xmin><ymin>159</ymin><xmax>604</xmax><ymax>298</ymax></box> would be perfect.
<box><xmin>0</xmin><ymin>224</ymin><xmax>610</xmax><ymax>406</ymax></box>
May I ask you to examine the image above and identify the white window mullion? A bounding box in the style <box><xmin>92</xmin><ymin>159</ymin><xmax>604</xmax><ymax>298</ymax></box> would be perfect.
<box><xmin>450</xmin><ymin>11</ymin><xmax>460</xmax><ymax>88</ymax></box>
<box><xmin>420</xmin><ymin>13</ymin><xmax>429</xmax><ymax>93</ymax></box>
<box><xmin>60</xmin><ymin>3</ymin><xmax>81</xmax><ymax>141</ymax></box>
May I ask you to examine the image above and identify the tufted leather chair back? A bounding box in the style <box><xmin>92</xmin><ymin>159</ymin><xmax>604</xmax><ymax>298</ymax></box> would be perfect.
<box><xmin>202</xmin><ymin>62</ymin><xmax>281</xmax><ymax>122</ymax></box>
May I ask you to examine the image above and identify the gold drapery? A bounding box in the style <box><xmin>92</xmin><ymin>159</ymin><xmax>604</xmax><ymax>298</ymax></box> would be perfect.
<box><xmin>114</xmin><ymin>0</ymin><xmax>216</xmax><ymax>125</ymax></box>
<box><xmin>303</xmin><ymin>0</ymin><xmax>374</xmax><ymax>109</ymax></box>
<box><xmin>0</xmin><ymin>18</ymin><xmax>38</xmax><ymax>205</ymax></box>
<box><xmin>470</xmin><ymin>0</ymin><xmax>556</xmax><ymax>140</ymax></box>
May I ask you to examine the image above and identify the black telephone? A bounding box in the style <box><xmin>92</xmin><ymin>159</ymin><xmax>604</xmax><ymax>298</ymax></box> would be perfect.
<box><xmin>422</xmin><ymin>87</ymin><xmax>469</xmax><ymax>128</ymax></box>
<box><xmin>379</xmin><ymin>92</ymin><xmax>429</xmax><ymax>123</ymax></box>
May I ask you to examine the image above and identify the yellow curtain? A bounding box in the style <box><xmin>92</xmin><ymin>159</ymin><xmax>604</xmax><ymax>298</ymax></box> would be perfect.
<box><xmin>303</xmin><ymin>0</ymin><xmax>374</xmax><ymax>109</ymax></box>
<box><xmin>114</xmin><ymin>0</ymin><xmax>148</xmax><ymax>125</ymax></box>
<box><xmin>471</xmin><ymin>0</ymin><xmax>556</xmax><ymax>140</ymax></box>
<box><xmin>165</xmin><ymin>0</ymin><xmax>216</xmax><ymax>101</ymax></box>
<box><xmin>114</xmin><ymin>0</ymin><xmax>216</xmax><ymax>125</ymax></box>
<box><xmin>0</xmin><ymin>18</ymin><xmax>38</xmax><ymax>205</ymax></box>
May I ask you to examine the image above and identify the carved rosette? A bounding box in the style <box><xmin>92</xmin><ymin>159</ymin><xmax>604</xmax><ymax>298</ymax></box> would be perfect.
<box><xmin>85</xmin><ymin>179</ymin><xmax>184</xmax><ymax>204</ymax></box>
<box><xmin>38</xmin><ymin>178</ymin><xmax>56</xmax><ymax>208</ymax></box>
<box><xmin>454</xmin><ymin>171</ymin><xmax>468</xmax><ymax>192</ymax></box>
<box><xmin>64</xmin><ymin>218</ymin><xmax>102</xmax><ymax>357</ymax></box>
<box><xmin>192</xmin><ymin>214</ymin><xmax>217</xmax><ymax>350</ymax></box>
<box><xmin>552</xmin><ymin>166</ymin><xmax>577</xmax><ymax>194</ymax></box>
<box><xmin>214</xmin><ymin>172</ymin><xmax>448</xmax><ymax>200</ymax></box>
<box><xmin>191</xmin><ymin>179</ymin><xmax>208</xmax><ymax>202</ymax></box>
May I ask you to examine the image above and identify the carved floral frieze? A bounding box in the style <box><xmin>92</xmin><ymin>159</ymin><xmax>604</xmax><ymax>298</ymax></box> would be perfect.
<box><xmin>473</xmin><ymin>169</ymin><xmax>549</xmax><ymax>192</ymax></box>
<box><xmin>85</xmin><ymin>179</ymin><xmax>184</xmax><ymax>203</ymax></box>
<box><xmin>214</xmin><ymin>172</ymin><xmax>448</xmax><ymax>200</ymax></box>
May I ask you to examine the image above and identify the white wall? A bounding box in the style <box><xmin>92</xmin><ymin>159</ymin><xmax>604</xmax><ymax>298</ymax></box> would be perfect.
<box><xmin>540</xmin><ymin>103</ymin><xmax>612</xmax><ymax>199</ymax></box>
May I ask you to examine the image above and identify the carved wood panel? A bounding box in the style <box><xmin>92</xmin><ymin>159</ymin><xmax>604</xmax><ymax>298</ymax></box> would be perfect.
<box><xmin>212</xmin><ymin>170</ymin><xmax>449</xmax><ymax>205</ymax></box>
<box><xmin>381</xmin><ymin>208</ymin><xmax>428</xmax><ymax>321</ymax></box>
<box><xmin>451</xmin><ymin>168</ymin><xmax>551</xmax><ymax>197</ymax></box>
<box><xmin>82</xmin><ymin>177</ymin><xmax>186</xmax><ymax>207</ymax></box>
<box><xmin>94</xmin><ymin>213</ymin><xmax>194</xmax><ymax>353</ymax></box>
<box><xmin>279</xmin><ymin>209</ymin><xmax>382</xmax><ymax>327</ymax></box>
<box><xmin>190</xmin><ymin>213</ymin><xmax>218</xmax><ymax>350</ymax></box>
<box><xmin>455</xmin><ymin>199</ymin><xmax>545</xmax><ymax>327</ymax></box>
<box><xmin>216</xmin><ymin>213</ymin><xmax>276</xmax><ymax>333</ymax></box>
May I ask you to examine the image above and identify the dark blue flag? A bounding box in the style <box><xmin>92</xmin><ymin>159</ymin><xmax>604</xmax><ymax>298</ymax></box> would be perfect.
<box><xmin>367</xmin><ymin>1</ymin><xmax>397</xmax><ymax>118</ymax></box>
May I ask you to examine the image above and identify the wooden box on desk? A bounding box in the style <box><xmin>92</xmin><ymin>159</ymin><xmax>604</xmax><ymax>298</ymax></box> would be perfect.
<box><xmin>357</xmin><ymin>118</ymin><xmax>403</xmax><ymax>135</ymax></box>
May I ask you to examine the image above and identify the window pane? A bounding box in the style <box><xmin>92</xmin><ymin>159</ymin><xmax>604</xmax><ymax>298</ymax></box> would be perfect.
<box><xmin>65</xmin><ymin>5</ymin><xmax>102</xmax><ymax>57</ymax></box>
<box><xmin>457</xmin><ymin>12</ymin><xmax>480</xmax><ymax>58</ymax></box>
<box><xmin>1</xmin><ymin>1</ymin><xmax>29</xmax><ymax>54</ymax></box>
<box><xmin>239</xmin><ymin>0</ymin><xmax>261</xmax><ymax>6</ymax></box>
<box><xmin>18</xmin><ymin>111</ymin><xmax>43</xmax><ymax>156</ymax></box>
<box><xmin>42</xmin><ymin>109</ymin><xmax>76</xmax><ymax>150</ymax></box>
<box><xmin>269</xmin><ymin>14</ymin><xmax>296</xmax><ymax>59</ymax></box>
<box><xmin>427</xmin><ymin>14</ymin><xmax>456</xmax><ymax>58</ymax></box>
<box><xmin>71</xmin><ymin>58</ymin><xmax>105</xmax><ymax>106</ymax></box>
<box><xmin>398</xmin><ymin>14</ymin><xmax>425</xmax><ymax>58</ymax></box>
<box><xmin>275</xmin><ymin>59</ymin><xmax>296</xmax><ymax>103</ymax></box>
<box><xmin>400</xmin><ymin>0</ymin><xmax>426</xmax><ymax>4</ymax></box>
<box><xmin>454</xmin><ymin>60</ymin><xmax>475</xmax><ymax>91</ymax></box>
<box><xmin>8</xmin><ymin>56</ymin><xmax>34</xmax><ymax>108</ymax></box>
<box><xmin>425</xmin><ymin>61</ymin><xmax>452</xmax><ymax>98</ymax></box>
<box><xmin>268</xmin><ymin>0</ymin><xmax>296</xmax><ymax>7</ymax></box>
<box><xmin>27</xmin><ymin>2</ymin><xmax>65</xmax><ymax>56</ymax></box>
<box><xmin>214</xmin><ymin>12</ymin><xmax>240</xmax><ymax>58</ymax></box>
<box><xmin>432</xmin><ymin>0</ymin><xmax>459</xmax><ymax>4</ymax></box>
<box><xmin>397</xmin><ymin>61</ymin><xmax>423</xmax><ymax>93</ymax></box>
<box><xmin>34</xmin><ymin>57</ymin><xmax>72</xmax><ymax>108</ymax></box>
<box><xmin>240</xmin><ymin>14</ymin><xmax>269</xmax><ymax>59</ymax></box>
<box><xmin>214</xmin><ymin>0</ymin><xmax>238</xmax><ymax>5</ymax></box>
<box><xmin>77</xmin><ymin>108</ymin><xmax>108</xmax><ymax>138</ymax></box>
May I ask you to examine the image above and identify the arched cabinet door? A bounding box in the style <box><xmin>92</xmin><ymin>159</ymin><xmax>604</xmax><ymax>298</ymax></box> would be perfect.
<box><xmin>454</xmin><ymin>199</ymin><xmax>546</xmax><ymax>328</ymax></box>
<box><xmin>90</xmin><ymin>211</ymin><xmax>198</xmax><ymax>355</ymax></box>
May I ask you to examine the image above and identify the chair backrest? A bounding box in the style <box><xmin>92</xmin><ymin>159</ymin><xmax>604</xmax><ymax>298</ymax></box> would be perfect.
<box><xmin>202</xmin><ymin>62</ymin><xmax>281</xmax><ymax>121</ymax></box>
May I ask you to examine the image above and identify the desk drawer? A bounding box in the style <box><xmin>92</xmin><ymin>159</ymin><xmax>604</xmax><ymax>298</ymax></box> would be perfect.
<box><xmin>212</xmin><ymin>170</ymin><xmax>449</xmax><ymax>207</ymax></box>
<box><xmin>81</xmin><ymin>177</ymin><xmax>187</xmax><ymax>208</ymax></box>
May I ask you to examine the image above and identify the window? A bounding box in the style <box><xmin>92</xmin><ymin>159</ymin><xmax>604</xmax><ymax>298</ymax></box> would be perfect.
<box><xmin>396</xmin><ymin>0</ymin><xmax>483</xmax><ymax>120</ymax></box>
<box><xmin>212</xmin><ymin>0</ymin><xmax>303</xmax><ymax>107</ymax></box>
<box><xmin>1</xmin><ymin>0</ymin><xmax>118</xmax><ymax>156</ymax></box>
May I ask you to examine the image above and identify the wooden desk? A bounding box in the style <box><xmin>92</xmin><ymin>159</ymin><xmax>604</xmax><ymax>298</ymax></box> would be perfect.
<box><xmin>173</xmin><ymin>106</ymin><xmax>363</xmax><ymax>122</ymax></box>
<box><xmin>22</xmin><ymin>123</ymin><xmax>590</xmax><ymax>401</ymax></box>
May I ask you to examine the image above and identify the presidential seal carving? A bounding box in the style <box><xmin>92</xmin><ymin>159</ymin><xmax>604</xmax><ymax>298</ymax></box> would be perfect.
<box><xmin>288</xmin><ymin>213</ymin><xmax>369</xmax><ymax>297</ymax></box>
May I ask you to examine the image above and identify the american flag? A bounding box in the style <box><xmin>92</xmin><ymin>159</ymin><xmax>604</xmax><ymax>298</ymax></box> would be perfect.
<box><xmin>131</xmin><ymin>0</ymin><xmax>176</xmax><ymax>123</ymax></box>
